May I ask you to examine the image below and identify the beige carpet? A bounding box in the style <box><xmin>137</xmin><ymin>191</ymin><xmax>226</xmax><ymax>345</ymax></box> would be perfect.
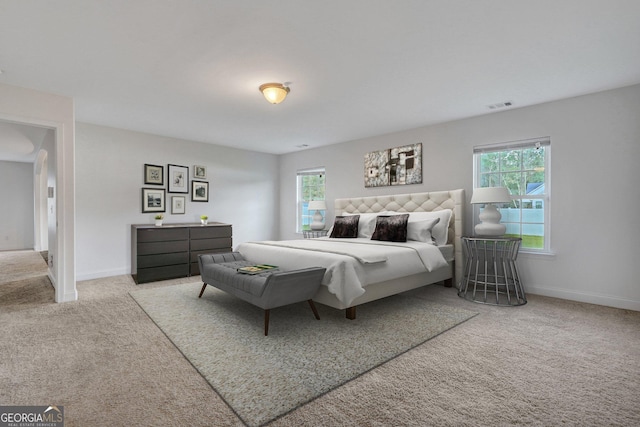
<box><xmin>1</xmin><ymin>250</ymin><xmax>640</xmax><ymax>426</ymax></box>
<box><xmin>130</xmin><ymin>283</ymin><xmax>476</xmax><ymax>426</ymax></box>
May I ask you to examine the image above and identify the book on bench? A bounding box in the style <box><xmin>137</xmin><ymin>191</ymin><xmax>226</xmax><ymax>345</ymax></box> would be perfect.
<box><xmin>237</xmin><ymin>264</ymin><xmax>278</xmax><ymax>275</ymax></box>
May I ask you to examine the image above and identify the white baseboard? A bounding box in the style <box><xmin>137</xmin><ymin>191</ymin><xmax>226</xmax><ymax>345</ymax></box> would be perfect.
<box><xmin>58</xmin><ymin>289</ymin><xmax>78</xmax><ymax>302</ymax></box>
<box><xmin>76</xmin><ymin>267</ymin><xmax>130</xmax><ymax>282</ymax></box>
<box><xmin>527</xmin><ymin>285</ymin><xmax>640</xmax><ymax>312</ymax></box>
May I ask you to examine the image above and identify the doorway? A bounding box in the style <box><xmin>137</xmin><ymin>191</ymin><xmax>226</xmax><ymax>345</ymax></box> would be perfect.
<box><xmin>0</xmin><ymin>84</ymin><xmax>76</xmax><ymax>303</ymax></box>
<box><xmin>0</xmin><ymin>116</ymin><xmax>73</xmax><ymax>302</ymax></box>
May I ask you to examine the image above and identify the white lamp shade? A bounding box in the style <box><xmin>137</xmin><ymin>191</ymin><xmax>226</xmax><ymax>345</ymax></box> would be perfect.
<box><xmin>308</xmin><ymin>200</ymin><xmax>327</xmax><ymax>211</ymax></box>
<box><xmin>470</xmin><ymin>187</ymin><xmax>511</xmax><ymax>204</ymax></box>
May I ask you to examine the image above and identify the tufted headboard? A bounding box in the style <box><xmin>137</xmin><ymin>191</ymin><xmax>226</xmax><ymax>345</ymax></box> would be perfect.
<box><xmin>334</xmin><ymin>189</ymin><xmax>465</xmax><ymax>285</ymax></box>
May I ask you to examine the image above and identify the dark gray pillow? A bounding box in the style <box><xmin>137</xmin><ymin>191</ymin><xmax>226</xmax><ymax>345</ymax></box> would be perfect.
<box><xmin>329</xmin><ymin>215</ymin><xmax>360</xmax><ymax>238</ymax></box>
<box><xmin>371</xmin><ymin>214</ymin><xmax>410</xmax><ymax>242</ymax></box>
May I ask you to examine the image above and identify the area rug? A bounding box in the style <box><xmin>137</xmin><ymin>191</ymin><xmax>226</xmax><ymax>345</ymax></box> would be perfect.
<box><xmin>130</xmin><ymin>283</ymin><xmax>476</xmax><ymax>426</ymax></box>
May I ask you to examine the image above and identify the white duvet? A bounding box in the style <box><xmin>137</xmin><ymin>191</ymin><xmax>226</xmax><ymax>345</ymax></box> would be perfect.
<box><xmin>236</xmin><ymin>237</ymin><xmax>448</xmax><ymax>307</ymax></box>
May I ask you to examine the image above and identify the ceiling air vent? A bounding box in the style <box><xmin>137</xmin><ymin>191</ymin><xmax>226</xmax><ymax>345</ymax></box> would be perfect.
<box><xmin>487</xmin><ymin>101</ymin><xmax>513</xmax><ymax>110</ymax></box>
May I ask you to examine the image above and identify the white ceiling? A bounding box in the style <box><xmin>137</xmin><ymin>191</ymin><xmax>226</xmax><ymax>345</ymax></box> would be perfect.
<box><xmin>1</xmin><ymin>0</ymin><xmax>639</xmax><ymax>156</ymax></box>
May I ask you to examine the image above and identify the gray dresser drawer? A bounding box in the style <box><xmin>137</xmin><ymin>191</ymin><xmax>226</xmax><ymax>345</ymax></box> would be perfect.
<box><xmin>138</xmin><ymin>252</ymin><xmax>189</xmax><ymax>269</ymax></box>
<box><xmin>138</xmin><ymin>240</ymin><xmax>189</xmax><ymax>256</ymax></box>
<box><xmin>137</xmin><ymin>227</ymin><xmax>189</xmax><ymax>242</ymax></box>
<box><xmin>190</xmin><ymin>226</ymin><xmax>232</xmax><ymax>240</ymax></box>
<box><xmin>190</xmin><ymin>237</ymin><xmax>232</xmax><ymax>251</ymax></box>
<box><xmin>136</xmin><ymin>264</ymin><xmax>190</xmax><ymax>284</ymax></box>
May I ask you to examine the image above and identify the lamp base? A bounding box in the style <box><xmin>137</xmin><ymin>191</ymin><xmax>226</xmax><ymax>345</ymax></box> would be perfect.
<box><xmin>310</xmin><ymin>210</ymin><xmax>325</xmax><ymax>230</ymax></box>
<box><xmin>475</xmin><ymin>204</ymin><xmax>506</xmax><ymax>236</ymax></box>
<box><xmin>474</xmin><ymin>223</ymin><xmax>507</xmax><ymax>236</ymax></box>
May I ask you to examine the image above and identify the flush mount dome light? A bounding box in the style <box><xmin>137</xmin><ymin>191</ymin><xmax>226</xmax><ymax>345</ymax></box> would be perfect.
<box><xmin>259</xmin><ymin>82</ymin><xmax>290</xmax><ymax>104</ymax></box>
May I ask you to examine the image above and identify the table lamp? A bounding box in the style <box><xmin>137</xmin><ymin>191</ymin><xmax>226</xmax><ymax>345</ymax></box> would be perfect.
<box><xmin>470</xmin><ymin>187</ymin><xmax>511</xmax><ymax>236</ymax></box>
<box><xmin>308</xmin><ymin>200</ymin><xmax>327</xmax><ymax>230</ymax></box>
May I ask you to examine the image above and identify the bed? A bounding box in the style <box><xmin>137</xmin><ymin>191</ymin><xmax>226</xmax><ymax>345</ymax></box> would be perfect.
<box><xmin>237</xmin><ymin>189</ymin><xmax>464</xmax><ymax>319</ymax></box>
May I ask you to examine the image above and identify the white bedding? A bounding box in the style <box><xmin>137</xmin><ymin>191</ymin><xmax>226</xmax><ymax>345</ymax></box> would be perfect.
<box><xmin>236</xmin><ymin>237</ymin><xmax>448</xmax><ymax>307</ymax></box>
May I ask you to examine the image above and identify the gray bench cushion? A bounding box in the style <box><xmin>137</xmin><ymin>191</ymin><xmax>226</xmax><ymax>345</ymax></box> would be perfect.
<box><xmin>201</xmin><ymin>261</ymin><xmax>277</xmax><ymax>298</ymax></box>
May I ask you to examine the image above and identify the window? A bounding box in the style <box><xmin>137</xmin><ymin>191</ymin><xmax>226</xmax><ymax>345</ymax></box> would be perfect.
<box><xmin>473</xmin><ymin>137</ymin><xmax>551</xmax><ymax>252</ymax></box>
<box><xmin>297</xmin><ymin>167</ymin><xmax>325</xmax><ymax>232</ymax></box>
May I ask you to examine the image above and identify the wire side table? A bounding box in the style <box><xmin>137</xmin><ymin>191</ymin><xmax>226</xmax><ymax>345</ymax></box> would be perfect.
<box><xmin>302</xmin><ymin>229</ymin><xmax>328</xmax><ymax>239</ymax></box>
<box><xmin>458</xmin><ymin>237</ymin><xmax>527</xmax><ymax>306</ymax></box>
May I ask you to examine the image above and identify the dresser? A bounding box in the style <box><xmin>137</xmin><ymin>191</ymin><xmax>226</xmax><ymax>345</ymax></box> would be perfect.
<box><xmin>131</xmin><ymin>222</ymin><xmax>232</xmax><ymax>284</ymax></box>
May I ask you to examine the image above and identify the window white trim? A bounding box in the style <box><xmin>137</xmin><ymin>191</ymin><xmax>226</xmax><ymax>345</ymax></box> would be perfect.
<box><xmin>473</xmin><ymin>137</ymin><xmax>551</xmax><ymax>254</ymax></box>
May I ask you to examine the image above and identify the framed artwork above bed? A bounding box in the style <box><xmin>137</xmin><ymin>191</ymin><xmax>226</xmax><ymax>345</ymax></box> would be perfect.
<box><xmin>364</xmin><ymin>143</ymin><xmax>422</xmax><ymax>187</ymax></box>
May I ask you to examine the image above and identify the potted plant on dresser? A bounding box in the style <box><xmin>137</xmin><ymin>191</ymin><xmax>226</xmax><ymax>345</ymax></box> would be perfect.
<box><xmin>155</xmin><ymin>214</ymin><xmax>163</xmax><ymax>226</ymax></box>
<box><xmin>200</xmin><ymin>215</ymin><xmax>208</xmax><ymax>225</ymax></box>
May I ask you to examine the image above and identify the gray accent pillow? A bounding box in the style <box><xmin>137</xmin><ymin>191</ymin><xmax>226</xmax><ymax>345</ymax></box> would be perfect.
<box><xmin>329</xmin><ymin>215</ymin><xmax>360</xmax><ymax>238</ymax></box>
<box><xmin>371</xmin><ymin>214</ymin><xmax>410</xmax><ymax>242</ymax></box>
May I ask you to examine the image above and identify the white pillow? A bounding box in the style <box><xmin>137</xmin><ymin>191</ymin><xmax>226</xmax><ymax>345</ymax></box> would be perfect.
<box><xmin>388</xmin><ymin>210</ymin><xmax>452</xmax><ymax>246</ymax></box>
<box><xmin>406</xmin><ymin>218</ymin><xmax>440</xmax><ymax>244</ymax></box>
<box><xmin>341</xmin><ymin>212</ymin><xmax>379</xmax><ymax>238</ymax></box>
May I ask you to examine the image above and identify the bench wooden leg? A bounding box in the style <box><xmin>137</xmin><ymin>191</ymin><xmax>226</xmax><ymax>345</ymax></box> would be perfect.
<box><xmin>345</xmin><ymin>306</ymin><xmax>356</xmax><ymax>320</ymax></box>
<box><xmin>308</xmin><ymin>300</ymin><xmax>320</xmax><ymax>320</ymax></box>
<box><xmin>264</xmin><ymin>309</ymin><xmax>270</xmax><ymax>336</ymax></box>
<box><xmin>198</xmin><ymin>283</ymin><xmax>208</xmax><ymax>298</ymax></box>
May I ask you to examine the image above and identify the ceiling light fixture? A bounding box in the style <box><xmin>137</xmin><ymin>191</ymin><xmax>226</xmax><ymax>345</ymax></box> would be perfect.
<box><xmin>259</xmin><ymin>82</ymin><xmax>290</xmax><ymax>104</ymax></box>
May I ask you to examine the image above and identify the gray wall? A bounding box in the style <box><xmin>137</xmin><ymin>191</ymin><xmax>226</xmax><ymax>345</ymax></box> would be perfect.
<box><xmin>0</xmin><ymin>160</ymin><xmax>34</xmax><ymax>250</ymax></box>
<box><xmin>75</xmin><ymin>123</ymin><xmax>280</xmax><ymax>280</ymax></box>
<box><xmin>279</xmin><ymin>84</ymin><xmax>640</xmax><ymax>310</ymax></box>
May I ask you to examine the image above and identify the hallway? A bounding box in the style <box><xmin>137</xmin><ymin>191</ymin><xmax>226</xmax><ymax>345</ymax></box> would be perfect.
<box><xmin>0</xmin><ymin>250</ymin><xmax>53</xmax><ymax>311</ymax></box>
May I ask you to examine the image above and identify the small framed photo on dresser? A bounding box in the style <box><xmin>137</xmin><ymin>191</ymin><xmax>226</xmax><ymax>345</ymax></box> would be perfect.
<box><xmin>168</xmin><ymin>164</ymin><xmax>189</xmax><ymax>193</ymax></box>
<box><xmin>191</xmin><ymin>181</ymin><xmax>209</xmax><ymax>202</ymax></box>
<box><xmin>144</xmin><ymin>164</ymin><xmax>164</xmax><ymax>185</ymax></box>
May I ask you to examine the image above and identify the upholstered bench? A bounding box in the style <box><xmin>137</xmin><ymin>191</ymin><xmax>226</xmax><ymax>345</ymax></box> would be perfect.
<box><xmin>198</xmin><ymin>252</ymin><xmax>326</xmax><ymax>335</ymax></box>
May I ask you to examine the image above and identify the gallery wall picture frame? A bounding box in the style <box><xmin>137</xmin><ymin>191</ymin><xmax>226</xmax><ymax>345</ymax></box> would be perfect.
<box><xmin>168</xmin><ymin>164</ymin><xmax>189</xmax><ymax>193</ymax></box>
<box><xmin>194</xmin><ymin>165</ymin><xmax>207</xmax><ymax>179</ymax></box>
<box><xmin>171</xmin><ymin>196</ymin><xmax>186</xmax><ymax>214</ymax></box>
<box><xmin>144</xmin><ymin>164</ymin><xmax>164</xmax><ymax>185</ymax></box>
<box><xmin>191</xmin><ymin>180</ymin><xmax>209</xmax><ymax>202</ymax></box>
<box><xmin>142</xmin><ymin>188</ymin><xmax>166</xmax><ymax>213</ymax></box>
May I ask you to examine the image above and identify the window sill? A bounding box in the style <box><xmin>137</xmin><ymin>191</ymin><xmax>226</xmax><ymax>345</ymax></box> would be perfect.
<box><xmin>519</xmin><ymin>250</ymin><xmax>556</xmax><ymax>259</ymax></box>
